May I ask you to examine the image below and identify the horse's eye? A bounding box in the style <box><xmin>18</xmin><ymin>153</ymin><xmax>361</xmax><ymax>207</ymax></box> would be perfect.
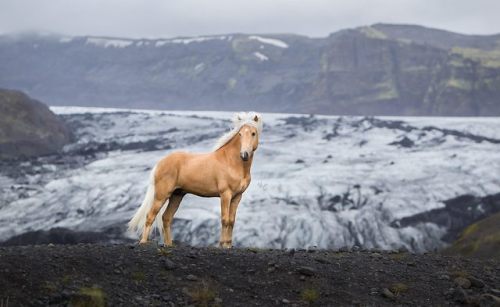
<box><xmin>252</xmin><ymin>132</ymin><xmax>256</xmax><ymax>136</ymax></box>
<box><xmin>238</xmin><ymin>132</ymin><xmax>242</xmax><ymax>136</ymax></box>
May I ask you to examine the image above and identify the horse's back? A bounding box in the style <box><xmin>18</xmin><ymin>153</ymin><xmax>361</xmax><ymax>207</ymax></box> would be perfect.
<box><xmin>157</xmin><ymin>151</ymin><xmax>224</xmax><ymax>196</ymax></box>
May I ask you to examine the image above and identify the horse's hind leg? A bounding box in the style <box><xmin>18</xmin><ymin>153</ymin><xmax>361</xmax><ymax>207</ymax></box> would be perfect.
<box><xmin>140</xmin><ymin>179</ymin><xmax>175</xmax><ymax>243</ymax></box>
<box><xmin>162</xmin><ymin>192</ymin><xmax>184</xmax><ymax>246</ymax></box>
<box><xmin>140</xmin><ymin>196</ymin><xmax>168</xmax><ymax>243</ymax></box>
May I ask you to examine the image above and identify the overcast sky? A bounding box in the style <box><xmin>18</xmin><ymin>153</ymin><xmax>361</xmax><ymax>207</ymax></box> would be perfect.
<box><xmin>1</xmin><ymin>0</ymin><xmax>499</xmax><ymax>38</ymax></box>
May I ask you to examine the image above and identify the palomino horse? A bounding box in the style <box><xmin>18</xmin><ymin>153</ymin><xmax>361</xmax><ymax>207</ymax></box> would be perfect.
<box><xmin>128</xmin><ymin>112</ymin><xmax>262</xmax><ymax>248</ymax></box>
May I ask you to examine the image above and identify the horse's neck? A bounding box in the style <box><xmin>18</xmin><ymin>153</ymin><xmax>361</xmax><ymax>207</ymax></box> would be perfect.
<box><xmin>216</xmin><ymin>135</ymin><xmax>252</xmax><ymax>176</ymax></box>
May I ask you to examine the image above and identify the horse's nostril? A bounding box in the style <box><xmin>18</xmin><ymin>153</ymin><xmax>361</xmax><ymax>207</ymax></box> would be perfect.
<box><xmin>241</xmin><ymin>152</ymin><xmax>249</xmax><ymax>161</ymax></box>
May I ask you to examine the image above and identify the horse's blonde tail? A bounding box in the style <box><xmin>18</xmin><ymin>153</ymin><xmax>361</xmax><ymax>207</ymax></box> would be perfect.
<box><xmin>128</xmin><ymin>165</ymin><xmax>158</xmax><ymax>237</ymax></box>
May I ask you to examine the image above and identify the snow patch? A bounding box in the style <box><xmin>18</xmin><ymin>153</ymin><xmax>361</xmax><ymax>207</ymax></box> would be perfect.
<box><xmin>155</xmin><ymin>36</ymin><xmax>229</xmax><ymax>46</ymax></box>
<box><xmin>86</xmin><ymin>38</ymin><xmax>133</xmax><ymax>48</ymax></box>
<box><xmin>155</xmin><ymin>40</ymin><xmax>168</xmax><ymax>47</ymax></box>
<box><xmin>248</xmin><ymin>35</ymin><xmax>288</xmax><ymax>48</ymax></box>
<box><xmin>254</xmin><ymin>52</ymin><xmax>269</xmax><ymax>61</ymax></box>
<box><xmin>59</xmin><ymin>37</ymin><xmax>73</xmax><ymax>43</ymax></box>
<box><xmin>194</xmin><ymin>63</ymin><xmax>205</xmax><ymax>73</ymax></box>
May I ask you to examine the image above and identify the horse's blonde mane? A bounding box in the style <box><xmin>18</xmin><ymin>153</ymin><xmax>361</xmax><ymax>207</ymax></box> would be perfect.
<box><xmin>213</xmin><ymin>112</ymin><xmax>263</xmax><ymax>151</ymax></box>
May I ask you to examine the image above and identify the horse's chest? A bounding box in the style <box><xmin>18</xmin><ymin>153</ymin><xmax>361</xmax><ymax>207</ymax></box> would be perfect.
<box><xmin>228</xmin><ymin>175</ymin><xmax>250</xmax><ymax>193</ymax></box>
<box><xmin>238</xmin><ymin>177</ymin><xmax>251</xmax><ymax>192</ymax></box>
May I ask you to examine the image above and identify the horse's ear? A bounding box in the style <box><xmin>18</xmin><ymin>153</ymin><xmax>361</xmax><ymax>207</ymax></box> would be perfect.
<box><xmin>253</xmin><ymin>115</ymin><xmax>259</xmax><ymax>122</ymax></box>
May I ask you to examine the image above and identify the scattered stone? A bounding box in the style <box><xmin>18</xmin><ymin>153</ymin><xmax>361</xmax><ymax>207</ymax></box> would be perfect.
<box><xmin>246</xmin><ymin>268</ymin><xmax>256</xmax><ymax>274</ymax></box>
<box><xmin>452</xmin><ymin>287</ymin><xmax>468</xmax><ymax>303</ymax></box>
<box><xmin>469</xmin><ymin>277</ymin><xmax>485</xmax><ymax>288</ymax></box>
<box><xmin>297</xmin><ymin>266</ymin><xmax>316</xmax><ymax>276</ymax></box>
<box><xmin>282</xmin><ymin>298</ymin><xmax>290</xmax><ymax>304</ymax></box>
<box><xmin>437</xmin><ymin>274</ymin><xmax>450</xmax><ymax>281</ymax></box>
<box><xmin>163</xmin><ymin>259</ymin><xmax>176</xmax><ymax>270</ymax></box>
<box><xmin>185</xmin><ymin>274</ymin><xmax>198</xmax><ymax>281</ymax></box>
<box><xmin>490</xmin><ymin>289</ymin><xmax>500</xmax><ymax>296</ymax></box>
<box><xmin>287</xmin><ymin>249</ymin><xmax>295</xmax><ymax>257</ymax></box>
<box><xmin>454</xmin><ymin>277</ymin><xmax>472</xmax><ymax>289</ymax></box>
<box><xmin>315</xmin><ymin>257</ymin><xmax>331</xmax><ymax>264</ymax></box>
<box><xmin>479</xmin><ymin>294</ymin><xmax>500</xmax><ymax>306</ymax></box>
<box><xmin>381</xmin><ymin>288</ymin><xmax>395</xmax><ymax>300</ymax></box>
<box><xmin>299</xmin><ymin>275</ymin><xmax>306</xmax><ymax>281</ymax></box>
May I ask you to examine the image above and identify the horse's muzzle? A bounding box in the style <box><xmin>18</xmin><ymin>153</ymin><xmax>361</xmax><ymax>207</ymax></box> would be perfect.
<box><xmin>240</xmin><ymin>151</ymin><xmax>249</xmax><ymax>161</ymax></box>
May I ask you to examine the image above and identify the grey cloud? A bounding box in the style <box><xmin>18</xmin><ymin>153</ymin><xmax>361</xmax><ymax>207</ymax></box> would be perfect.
<box><xmin>0</xmin><ymin>0</ymin><xmax>499</xmax><ymax>38</ymax></box>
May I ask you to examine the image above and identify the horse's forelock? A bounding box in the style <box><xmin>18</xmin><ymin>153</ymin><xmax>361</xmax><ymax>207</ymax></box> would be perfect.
<box><xmin>213</xmin><ymin>111</ymin><xmax>263</xmax><ymax>151</ymax></box>
<box><xmin>233</xmin><ymin>111</ymin><xmax>262</xmax><ymax>134</ymax></box>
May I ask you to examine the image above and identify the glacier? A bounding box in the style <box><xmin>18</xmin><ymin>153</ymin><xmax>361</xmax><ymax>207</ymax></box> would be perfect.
<box><xmin>0</xmin><ymin>107</ymin><xmax>499</xmax><ymax>251</ymax></box>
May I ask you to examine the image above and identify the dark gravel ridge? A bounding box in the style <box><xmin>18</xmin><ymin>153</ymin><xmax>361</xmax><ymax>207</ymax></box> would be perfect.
<box><xmin>0</xmin><ymin>244</ymin><xmax>499</xmax><ymax>306</ymax></box>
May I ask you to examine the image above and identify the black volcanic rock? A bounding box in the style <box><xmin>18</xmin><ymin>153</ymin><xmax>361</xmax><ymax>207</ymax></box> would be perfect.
<box><xmin>0</xmin><ymin>25</ymin><xmax>499</xmax><ymax>116</ymax></box>
<box><xmin>0</xmin><ymin>227</ymin><xmax>114</xmax><ymax>246</ymax></box>
<box><xmin>0</xmin><ymin>89</ymin><xmax>71</xmax><ymax>159</ymax></box>
<box><xmin>0</xmin><ymin>245</ymin><xmax>499</xmax><ymax>306</ymax></box>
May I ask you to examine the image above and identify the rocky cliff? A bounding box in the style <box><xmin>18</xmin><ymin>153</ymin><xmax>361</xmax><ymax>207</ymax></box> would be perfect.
<box><xmin>0</xmin><ymin>89</ymin><xmax>71</xmax><ymax>159</ymax></box>
<box><xmin>0</xmin><ymin>24</ymin><xmax>499</xmax><ymax>116</ymax></box>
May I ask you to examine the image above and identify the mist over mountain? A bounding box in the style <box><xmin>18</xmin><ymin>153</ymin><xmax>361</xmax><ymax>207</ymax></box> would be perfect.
<box><xmin>1</xmin><ymin>24</ymin><xmax>499</xmax><ymax>115</ymax></box>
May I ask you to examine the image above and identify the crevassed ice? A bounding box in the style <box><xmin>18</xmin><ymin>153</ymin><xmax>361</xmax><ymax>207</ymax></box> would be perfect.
<box><xmin>2</xmin><ymin>107</ymin><xmax>500</xmax><ymax>252</ymax></box>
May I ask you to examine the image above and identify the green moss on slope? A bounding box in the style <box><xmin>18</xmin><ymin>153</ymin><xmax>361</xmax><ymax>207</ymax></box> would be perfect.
<box><xmin>443</xmin><ymin>212</ymin><xmax>500</xmax><ymax>259</ymax></box>
<box><xmin>451</xmin><ymin>47</ymin><xmax>500</xmax><ymax>68</ymax></box>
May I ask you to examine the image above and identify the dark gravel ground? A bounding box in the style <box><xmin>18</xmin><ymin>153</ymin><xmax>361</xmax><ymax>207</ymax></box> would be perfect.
<box><xmin>0</xmin><ymin>243</ymin><xmax>499</xmax><ymax>306</ymax></box>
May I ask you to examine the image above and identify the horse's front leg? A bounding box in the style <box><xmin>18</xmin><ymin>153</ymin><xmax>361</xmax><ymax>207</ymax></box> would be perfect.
<box><xmin>219</xmin><ymin>191</ymin><xmax>233</xmax><ymax>248</ymax></box>
<box><xmin>226</xmin><ymin>193</ymin><xmax>242</xmax><ymax>248</ymax></box>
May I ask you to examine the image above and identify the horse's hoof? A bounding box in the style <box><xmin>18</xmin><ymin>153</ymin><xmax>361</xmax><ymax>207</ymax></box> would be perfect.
<box><xmin>219</xmin><ymin>242</ymin><xmax>232</xmax><ymax>249</ymax></box>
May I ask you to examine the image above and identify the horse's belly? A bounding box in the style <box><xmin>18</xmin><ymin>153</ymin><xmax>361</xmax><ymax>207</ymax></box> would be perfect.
<box><xmin>179</xmin><ymin>181</ymin><xmax>220</xmax><ymax>197</ymax></box>
<box><xmin>177</xmin><ymin>169</ymin><xmax>220</xmax><ymax>197</ymax></box>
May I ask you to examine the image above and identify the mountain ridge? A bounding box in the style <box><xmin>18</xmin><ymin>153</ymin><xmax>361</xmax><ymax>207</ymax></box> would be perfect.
<box><xmin>1</xmin><ymin>24</ymin><xmax>499</xmax><ymax>116</ymax></box>
<box><xmin>3</xmin><ymin>23</ymin><xmax>500</xmax><ymax>42</ymax></box>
